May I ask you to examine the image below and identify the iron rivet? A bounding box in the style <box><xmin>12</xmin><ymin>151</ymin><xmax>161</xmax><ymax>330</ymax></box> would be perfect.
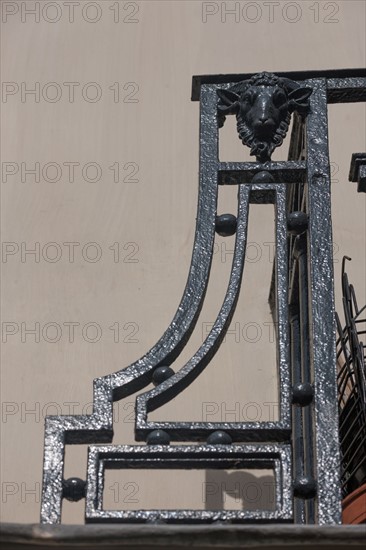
<box><xmin>62</xmin><ymin>477</ymin><xmax>86</xmax><ymax>502</ymax></box>
<box><xmin>251</xmin><ymin>170</ymin><xmax>275</xmax><ymax>183</ymax></box>
<box><xmin>152</xmin><ymin>366</ymin><xmax>175</xmax><ymax>386</ymax></box>
<box><xmin>292</xmin><ymin>383</ymin><xmax>314</xmax><ymax>406</ymax></box>
<box><xmin>287</xmin><ymin>211</ymin><xmax>308</xmax><ymax>235</ymax></box>
<box><xmin>293</xmin><ymin>476</ymin><xmax>317</xmax><ymax>499</ymax></box>
<box><xmin>207</xmin><ymin>430</ymin><xmax>232</xmax><ymax>445</ymax></box>
<box><xmin>146</xmin><ymin>430</ymin><xmax>170</xmax><ymax>445</ymax></box>
<box><xmin>215</xmin><ymin>214</ymin><xmax>237</xmax><ymax>237</ymax></box>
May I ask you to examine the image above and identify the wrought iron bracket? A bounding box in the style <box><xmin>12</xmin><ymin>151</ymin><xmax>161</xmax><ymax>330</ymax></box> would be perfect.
<box><xmin>40</xmin><ymin>68</ymin><xmax>366</xmax><ymax>526</ymax></box>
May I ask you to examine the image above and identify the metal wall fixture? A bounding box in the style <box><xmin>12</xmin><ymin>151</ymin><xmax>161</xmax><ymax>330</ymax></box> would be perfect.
<box><xmin>41</xmin><ymin>69</ymin><xmax>366</xmax><ymax>525</ymax></box>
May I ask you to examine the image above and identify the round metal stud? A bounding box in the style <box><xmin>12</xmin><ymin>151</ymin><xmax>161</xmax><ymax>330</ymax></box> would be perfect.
<box><xmin>207</xmin><ymin>430</ymin><xmax>232</xmax><ymax>445</ymax></box>
<box><xmin>251</xmin><ymin>170</ymin><xmax>275</xmax><ymax>183</ymax></box>
<box><xmin>293</xmin><ymin>476</ymin><xmax>317</xmax><ymax>499</ymax></box>
<box><xmin>62</xmin><ymin>477</ymin><xmax>86</xmax><ymax>502</ymax></box>
<box><xmin>146</xmin><ymin>430</ymin><xmax>170</xmax><ymax>445</ymax></box>
<box><xmin>152</xmin><ymin>366</ymin><xmax>175</xmax><ymax>386</ymax></box>
<box><xmin>292</xmin><ymin>382</ymin><xmax>314</xmax><ymax>406</ymax></box>
<box><xmin>287</xmin><ymin>211</ymin><xmax>308</xmax><ymax>235</ymax></box>
<box><xmin>215</xmin><ymin>214</ymin><xmax>237</xmax><ymax>237</ymax></box>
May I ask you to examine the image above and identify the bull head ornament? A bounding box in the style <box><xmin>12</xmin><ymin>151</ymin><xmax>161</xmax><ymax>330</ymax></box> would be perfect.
<box><xmin>217</xmin><ymin>72</ymin><xmax>312</xmax><ymax>162</ymax></box>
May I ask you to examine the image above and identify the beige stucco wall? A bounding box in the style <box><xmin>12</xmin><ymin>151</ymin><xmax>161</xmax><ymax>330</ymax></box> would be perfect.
<box><xmin>1</xmin><ymin>0</ymin><xmax>365</xmax><ymax>524</ymax></box>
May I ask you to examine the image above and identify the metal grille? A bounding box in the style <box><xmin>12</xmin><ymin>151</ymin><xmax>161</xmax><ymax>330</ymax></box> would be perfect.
<box><xmin>41</xmin><ymin>69</ymin><xmax>366</xmax><ymax>526</ymax></box>
<box><xmin>336</xmin><ymin>259</ymin><xmax>366</xmax><ymax>498</ymax></box>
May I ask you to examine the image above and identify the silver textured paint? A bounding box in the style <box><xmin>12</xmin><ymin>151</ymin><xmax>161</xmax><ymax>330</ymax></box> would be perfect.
<box><xmin>136</xmin><ymin>183</ymin><xmax>291</xmax><ymax>443</ymax></box>
<box><xmin>326</xmin><ymin>77</ymin><xmax>366</xmax><ymax>103</ymax></box>
<box><xmin>40</xmin><ymin>86</ymin><xmax>220</xmax><ymax>524</ymax></box>
<box><xmin>272</xmin><ymin>185</ymin><xmax>291</xmax><ymax>436</ymax></box>
<box><xmin>41</xmin><ymin>72</ymin><xmax>366</xmax><ymax>526</ymax></box>
<box><xmin>136</xmin><ymin>183</ymin><xmax>252</xmax><ymax>437</ymax></box>
<box><xmin>305</xmin><ymin>78</ymin><xmax>341</xmax><ymax>524</ymax></box>
<box><xmin>85</xmin><ymin>444</ymin><xmax>292</xmax><ymax>523</ymax></box>
<box><xmin>41</xmin><ymin>378</ymin><xmax>114</xmax><ymax>523</ymax></box>
<box><xmin>135</xmin><ymin>83</ymin><xmax>294</xmax><ymax>442</ymax></box>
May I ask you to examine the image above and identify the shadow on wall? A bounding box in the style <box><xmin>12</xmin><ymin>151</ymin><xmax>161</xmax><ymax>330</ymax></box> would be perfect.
<box><xmin>205</xmin><ymin>470</ymin><xmax>275</xmax><ymax>511</ymax></box>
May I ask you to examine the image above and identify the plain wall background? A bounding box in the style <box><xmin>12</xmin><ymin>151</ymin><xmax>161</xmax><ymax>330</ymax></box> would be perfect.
<box><xmin>1</xmin><ymin>0</ymin><xmax>365</xmax><ymax>524</ymax></box>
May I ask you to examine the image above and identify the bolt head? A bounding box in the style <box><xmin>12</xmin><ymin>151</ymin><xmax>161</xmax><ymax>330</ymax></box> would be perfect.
<box><xmin>215</xmin><ymin>214</ymin><xmax>237</xmax><ymax>237</ymax></box>
<box><xmin>146</xmin><ymin>430</ymin><xmax>170</xmax><ymax>445</ymax></box>
<box><xmin>292</xmin><ymin>383</ymin><xmax>314</xmax><ymax>406</ymax></box>
<box><xmin>251</xmin><ymin>170</ymin><xmax>275</xmax><ymax>183</ymax></box>
<box><xmin>152</xmin><ymin>366</ymin><xmax>174</xmax><ymax>386</ymax></box>
<box><xmin>62</xmin><ymin>477</ymin><xmax>86</xmax><ymax>502</ymax></box>
<box><xmin>287</xmin><ymin>211</ymin><xmax>308</xmax><ymax>235</ymax></box>
<box><xmin>207</xmin><ymin>430</ymin><xmax>232</xmax><ymax>445</ymax></box>
<box><xmin>293</xmin><ymin>476</ymin><xmax>317</xmax><ymax>499</ymax></box>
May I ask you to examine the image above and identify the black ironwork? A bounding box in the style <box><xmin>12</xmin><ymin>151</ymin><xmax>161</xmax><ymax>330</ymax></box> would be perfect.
<box><xmin>336</xmin><ymin>258</ymin><xmax>366</xmax><ymax>499</ymax></box>
<box><xmin>41</xmin><ymin>69</ymin><xmax>366</xmax><ymax>526</ymax></box>
<box><xmin>217</xmin><ymin>72</ymin><xmax>312</xmax><ymax>162</ymax></box>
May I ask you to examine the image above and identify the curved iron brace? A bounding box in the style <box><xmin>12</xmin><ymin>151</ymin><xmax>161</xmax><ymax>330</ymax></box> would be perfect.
<box><xmin>41</xmin><ymin>86</ymin><xmax>221</xmax><ymax>523</ymax></box>
<box><xmin>136</xmin><ymin>184</ymin><xmax>249</xmax><ymax>433</ymax></box>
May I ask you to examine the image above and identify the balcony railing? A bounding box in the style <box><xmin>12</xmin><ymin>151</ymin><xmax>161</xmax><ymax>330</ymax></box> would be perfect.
<box><xmin>39</xmin><ymin>68</ymin><xmax>366</xmax><ymax>527</ymax></box>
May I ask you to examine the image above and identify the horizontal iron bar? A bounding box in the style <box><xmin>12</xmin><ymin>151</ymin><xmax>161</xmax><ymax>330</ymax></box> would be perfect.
<box><xmin>326</xmin><ymin>79</ymin><xmax>366</xmax><ymax>103</ymax></box>
<box><xmin>191</xmin><ymin>68</ymin><xmax>366</xmax><ymax>100</ymax></box>
<box><xmin>103</xmin><ymin>458</ymin><xmax>276</xmax><ymax>469</ymax></box>
<box><xmin>86</xmin><ymin>445</ymin><xmax>291</xmax><ymax>523</ymax></box>
<box><xmin>86</xmin><ymin>512</ymin><xmax>292</xmax><ymax>525</ymax></box>
<box><xmin>218</xmin><ymin>162</ymin><xmax>306</xmax><ymax>184</ymax></box>
<box><xmin>135</xmin><ymin>424</ymin><xmax>291</xmax><ymax>442</ymax></box>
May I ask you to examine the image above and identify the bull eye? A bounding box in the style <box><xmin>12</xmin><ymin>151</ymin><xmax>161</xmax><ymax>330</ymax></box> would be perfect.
<box><xmin>273</xmin><ymin>89</ymin><xmax>287</xmax><ymax>108</ymax></box>
<box><xmin>242</xmin><ymin>90</ymin><xmax>255</xmax><ymax>105</ymax></box>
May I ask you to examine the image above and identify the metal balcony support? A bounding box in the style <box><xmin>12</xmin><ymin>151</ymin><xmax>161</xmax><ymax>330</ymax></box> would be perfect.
<box><xmin>41</xmin><ymin>69</ymin><xmax>366</xmax><ymax>526</ymax></box>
